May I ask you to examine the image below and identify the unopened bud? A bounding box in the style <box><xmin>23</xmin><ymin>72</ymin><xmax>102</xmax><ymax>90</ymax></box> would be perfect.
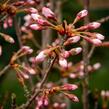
<box><xmin>87</xmin><ymin>22</ymin><xmax>101</xmax><ymax>30</ymax></box>
<box><xmin>61</xmin><ymin>84</ymin><xmax>78</xmax><ymax>91</ymax></box>
<box><xmin>59</xmin><ymin>58</ymin><xmax>68</xmax><ymax>69</ymax></box>
<box><xmin>91</xmin><ymin>39</ymin><xmax>102</xmax><ymax>45</ymax></box>
<box><xmin>95</xmin><ymin>33</ymin><xmax>105</xmax><ymax>40</ymax></box>
<box><xmin>93</xmin><ymin>63</ymin><xmax>101</xmax><ymax>70</ymax></box>
<box><xmin>42</xmin><ymin>7</ymin><xmax>55</xmax><ymax>20</ymax></box>
<box><xmin>35</xmin><ymin>51</ymin><xmax>47</xmax><ymax>63</ymax></box>
<box><xmin>30</xmin><ymin>24</ymin><xmax>43</xmax><ymax>30</ymax></box>
<box><xmin>77</xmin><ymin>9</ymin><xmax>88</xmax><ymax>19</ymax></box>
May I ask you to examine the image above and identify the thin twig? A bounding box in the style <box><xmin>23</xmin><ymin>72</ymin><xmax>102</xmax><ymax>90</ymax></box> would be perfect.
<box><xmin>0</xmin><ymin>64</ymin><xmax>10</xmax><ymax>77</ymax></box>
<box><xmin>97</xmin><ymin>15</ymin><xmax>109</xmax><ymax>23</ymax></box>
<box><xmin>88</xmin><ymin>45</ymin><xmax>95</xmax><ymax>60</ymax></box>
<box><xmin>18</xmin><ymin>55</ymin><xmax>57</xmax><ymax>109</ymax></box>
<box><xmin>82</xmin><ymin>0</ymin><xmax>90</xmax><ymax>109</ymax></box>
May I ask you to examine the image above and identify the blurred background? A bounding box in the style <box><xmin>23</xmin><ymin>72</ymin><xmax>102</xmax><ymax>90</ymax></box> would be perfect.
<box><xmin>0</xmin><ymin>0</ymin><xmax>109</xmax><ymax>108</ymax></box>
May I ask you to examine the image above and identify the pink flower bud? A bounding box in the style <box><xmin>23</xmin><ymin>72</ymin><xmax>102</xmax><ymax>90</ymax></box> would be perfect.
<box><xmin>27</xmin><ymin>0</ymin><xmax>35</xmax><ymax>5</ymax></box>
<box><xmin>91</xmin><ymin>39</ymin><xmax>102</xmax><ymax>45</ymax></box>
<box><xmin>74</xmin><ymin>47</ymin><xmax>82</xmax><ymax>54</ymax></box>
<box><xmin>69</xmin><ymin>73</ymin><xmax>77</xmax><ymax>79</ymax></box>
<box><xmin>93</xmin><ymin>63</ymin><xmax>101</xmax><ymax>70</ymax></box>
<box><xmin>64</xmin><ymin>92</ymin><xmax>79</xmax><ymax>102</ymax></box>
<box><xmin>61</xmin><ymin>84</ymin><xmax>78</xmax><ymax>91</ymax></box>
<box><xmin>31</xmin><ymin>13</ymin><xmax>41</xmax><ymax>21</ymax></box>
<box><xmin>60</xmin><ymin>103</ymin><xmax>67</xmax><ymax>108</ymax></box>
<box><xmin>3</xmin><ymin>21</ymin><xmax>8</xmax><ymax>29</ymax></box>
<box><xmin>101</xmin><ymin>90</ymin><xmax>105</xmax><ymax>98</ymax></box>
<box><xmin>70</xmin><ymin>47</ymin><xmax>82</xmax><ymax>55</ymax></box>
<box><xmin>64</xmin><ymin>36</ymin><xmax>80</xmax><ymax>45</ymax></box>
<box><xmin>27</xmin><ymin>68</ymin><xmax>36</xmax><ymax>75</ymax></box>
<box><xmin>59</xmin><ymin>58</ymin><xmax>68</xmax><ymax>69</ymax></box>
<box><xmin>29</xmin><ymin>7</ymin><xmax>38</xmax><ymax>13</ymax></box>
<box><xmin>77</xmin><ymin>9</ymin><xmax>88</xmax><ymax>19</ymax></box>
<box><xmin>21</xmin><ymin>46</ymin><xmax>33</xmax><ymax>54</ymax></box>
<box><xmin>35</xmin><ymin>51</ymin><xmax>47</xmax><ymax>63</ymax></box>
<box><xmin>30</xmin><ymin>24</ymin><xmax>43</xmax><ymax>30</ymax></box>
<box><xmin>42</xmin><ymin>7</ymin><xmax>55</xmax><ymax>19</ymax></box>
<box><xmin>36</xmin><ymin>19</ymin><xmax>49</xmax><ymax>26</ymax></box>
<box><xmin>87</xmin><ymin>22</ymin><xmax>101</xmax><ymax>30</ymax></box>
<box><xmin>61</xmin><ymin>51</ymin><xmax>70</xmax><ymax>58</ymax></box>
<box><xmin>95</xmin><ymin>33</ymin><xmax>105</xmax><ymax>40</ymax></box>
<box><xmin>53</xmin><ymin>102</ymin><xmax>60</xmax><ymax>108</ymax></box>
<box><xmin>7</xmin><ymin>17</ymin><xmax>13</xmax><ymax>27</ymax></box>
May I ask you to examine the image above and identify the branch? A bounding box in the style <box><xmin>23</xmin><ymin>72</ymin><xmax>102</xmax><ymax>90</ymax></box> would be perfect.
<box><xmin>97</xmin><ymin>15</ymin><xmax>109</xmax><ymax>23</ymax></box>
<box><xmin>0</xmin><ymin>64</ymin><xmax>10</xmax><ymax>77</ymax></box>
<box><xmin>82</xmin><ymin>0</ymin><xmax>90</xmax><ymax>109</ymax></box>
<box><xmin>18</xmin><ymin>55</ymin><xmax>57</xmax><ymax>109</ymax></box>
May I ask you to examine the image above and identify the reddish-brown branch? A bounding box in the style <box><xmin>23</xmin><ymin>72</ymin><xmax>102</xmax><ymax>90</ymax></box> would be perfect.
<box><xmin>18</xmin><ymin>55</ymin><xmax>57</xmax><ymax>109</ymax></box>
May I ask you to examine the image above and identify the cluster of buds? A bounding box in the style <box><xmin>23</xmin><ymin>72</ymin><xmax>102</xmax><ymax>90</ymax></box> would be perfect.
<box><xmin>9</xmin><ymin>46</ymin><xmax>34</xmax><ymax>83</ymax></box>
<box><xmin>24</xmin><ymin>7</ymin><xmax>106</xmax><ymax>46</ymax></box>
<box><xmin>101</xmin><ymin>90</ymin><xmax>109</xmax><ymax>109</ymax></box>
<box><xmin>15</xmin><ymin>63</ymin><xmax>36</xmax><ymax>85</ymax></box>
<box><xmin>10</xmin><ymin>46</ymin><xmax>33</xmax><ymax>64</ymax></box>
<box><xmin>35</xmin><ymin>83</ymin><xmax>78</xmax><ymax>109</ymax></box>
<box><xmin>3</xmin><ymin>17</ymin><xmax>13</xmax><ymax>29</ymax></box>
<box><xmin>101</xmin><ymin>90</ymin><xmax>109</xmax><ymax>100</ymax></box>
<box><xmin>57</xmin><ymin>61</ymin><xmax>101</xmax><ymax>78</ymax></box>
<box><xmin>53</xmin><ymin>102</ymin><xmax>67</xmax><ymax>109</ymax></box>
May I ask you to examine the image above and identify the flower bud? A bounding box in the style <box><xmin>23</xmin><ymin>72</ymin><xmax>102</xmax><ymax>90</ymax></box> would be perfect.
<box><xmin>30</xmin><ymin>24</ymin><xmax>43</xmax><ymax>30</ymax></box>
<box><xmin>64</xmin><ymin>36</ymin><xmax>80</xmax><ymax>45</ymax></box>
<box><xmin>21</xmin><ymin>46</ymin><xmax>33</xmax><ymax>54</ymax></box>
<box><xmin>31</xmin><ymin>13</ymin><xmax>41</xmax><ymax>21</ymax></box>
<box><xmin>35</xmin><ymin>51</ymin><xmax>47</xmax><ymax>63</ymax></box>
<box><xmin>29</xmin><ymin>7</ymin><xmax>38</xmax><ymax>13</ymax></box>
<box><xmin>77</xmin><ymin>9</ymin><xmax>88</xmax><ymax>19</ymax></box>
<box><xmin>87</xmin><ymin>22</ymin><xmax>101</xmax><ymax>30</ymax></box>
<box><xmin>42</xmin><ymin>7</ymin><xmax>55</xmax><ymax>20</ymax></box>
<box><xmin>70</xmin><ymin>47</ymin><xmax>82</xmax><ymax>55</ymax></box>
<box><xmin>91</xmin><ymin>39</ymin><xmax>102</xmax><ymax>45</ymax></box>
<box><xmin>95</xmin><ymin>33</ymin><xmax>105</xmax><ymax>40</ymax></box>
<box><xmin>61</xmin><ymin>84</ymin><xmax>78</xmax><ymax>91</ymax></box>
<box><xmin>64</xmin><ymin>92</ymin><xmax>79</xmax><ymax>102</ymax></box>
<box><xmin>59</xmin><ymin>58</ymin><xmax>68</xmax><ymax>69</ymax></box>
<box><xmin>69</xmin><ymin>73</ymin><xmax>77</xmax><ymax>79</ymax></box>
<box><xmin>93</xmin><ymin>63</ymin><xmax>101</xmax><ymax>70</ymax></box>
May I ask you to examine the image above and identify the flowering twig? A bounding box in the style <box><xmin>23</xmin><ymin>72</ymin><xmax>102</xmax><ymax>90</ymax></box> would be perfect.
<box><xmin>18</xmin><ymin>55</ymin><xmax>57</xmax><ymax>109</ymax></box>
